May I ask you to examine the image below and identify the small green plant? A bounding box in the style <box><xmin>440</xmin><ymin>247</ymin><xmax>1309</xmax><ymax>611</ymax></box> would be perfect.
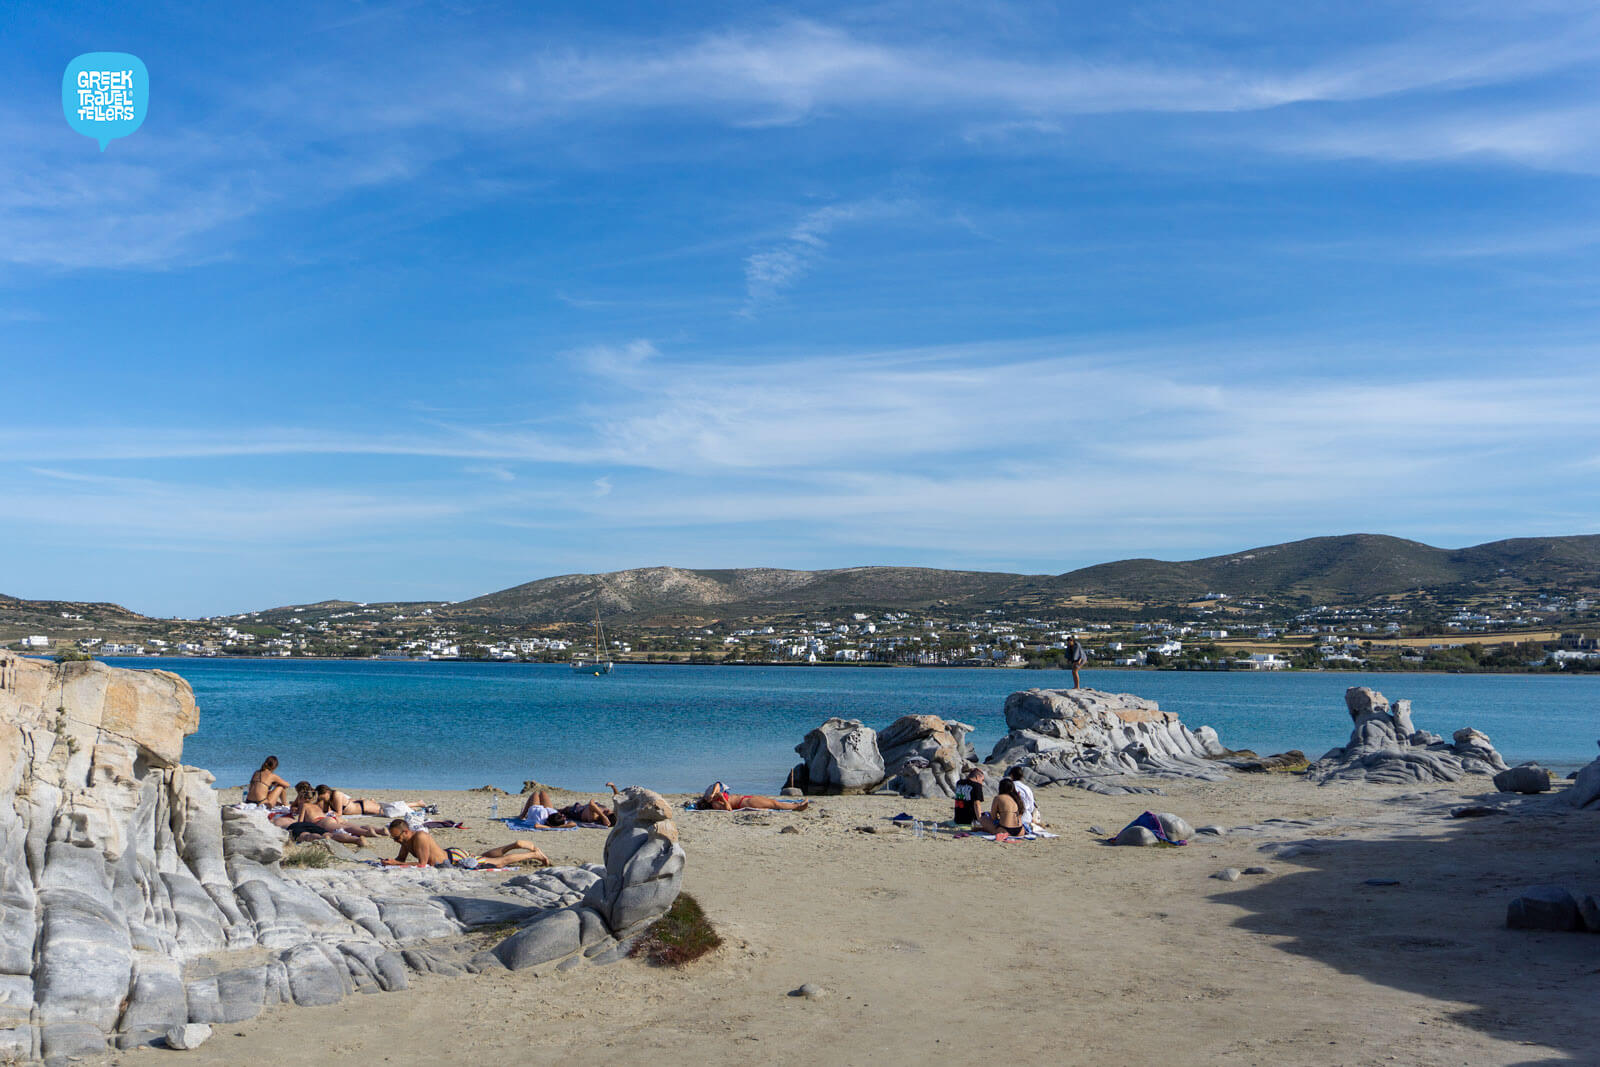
<box><xmin>629</xmin><ymin>893</ymin><xmax>721</xmax><ymax>967</ymax></box>
<box><xmin>53</xmin><ymin>649</ymin><xmax>91</xmax><ymax>663</ymax></box>
<box><xmin>281</xmin><ymin>845</ymin><xmax>333</xmax><ymax>869</ymax></box>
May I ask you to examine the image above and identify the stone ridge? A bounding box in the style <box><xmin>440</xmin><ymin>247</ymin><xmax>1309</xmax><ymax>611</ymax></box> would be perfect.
<box><xmin>0</xmin><ymin>653</ymin><xmax>685</xmax><ymax>1063</ymax></box>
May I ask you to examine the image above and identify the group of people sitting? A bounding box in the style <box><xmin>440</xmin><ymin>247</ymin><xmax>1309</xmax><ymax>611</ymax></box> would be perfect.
<box><xmin>247</xmin><ymin>756</ymin><xmax>611</xmax><ymax>869</ymax></box>
<box><xmin>952</xmin><ymin>766</ymin><xmax>1041</xmax><ymax>838</ymax></box>
<box><xmin>249</xmin><ymin>756</ymin><xmax>435</xmax><ymax>848</ymax></box>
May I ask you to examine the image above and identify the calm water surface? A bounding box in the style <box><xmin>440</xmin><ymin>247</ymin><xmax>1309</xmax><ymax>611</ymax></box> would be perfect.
<box><xmin>104</xmin><ymin>659</ymin><xmax>1598</xmax><ymax>795</ymax></box>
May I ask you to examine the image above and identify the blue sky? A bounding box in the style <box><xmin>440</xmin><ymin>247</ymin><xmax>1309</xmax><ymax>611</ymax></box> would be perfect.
<box><xmin>4</xmin><ymin>1</ymin><xmax>1600</xmax><ymax>616</ymax></box>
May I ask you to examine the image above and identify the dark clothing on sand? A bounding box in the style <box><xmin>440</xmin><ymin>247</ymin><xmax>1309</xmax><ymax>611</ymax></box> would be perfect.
<box><xmin>953</xmin><ymin>779</ymin><xmax>985</xmax><ymax>825</ymax></box>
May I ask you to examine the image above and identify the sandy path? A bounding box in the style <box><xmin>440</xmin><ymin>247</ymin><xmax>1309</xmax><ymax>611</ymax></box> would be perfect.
<box><xmin>97</xmin><ymin>778</ymin><xmax>1600</xmax><ymax>1067</ymax></box>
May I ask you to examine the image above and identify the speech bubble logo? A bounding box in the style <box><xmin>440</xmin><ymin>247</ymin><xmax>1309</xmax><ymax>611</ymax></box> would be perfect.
<box><xmin>62</xmin><ymin>52</ymin><xmax>148</xmax><ymax>151</ymax></box>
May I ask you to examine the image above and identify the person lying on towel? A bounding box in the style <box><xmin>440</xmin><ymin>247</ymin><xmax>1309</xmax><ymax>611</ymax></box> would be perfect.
<box><xmin>700</xmin><ymin>781</ymin><xmax>809</xmax><ymax>811</ymax></box>
<box><xmin>382</xmin><ymin>821</ymin><xmax>550</xmax><ymax>869</ymax></box>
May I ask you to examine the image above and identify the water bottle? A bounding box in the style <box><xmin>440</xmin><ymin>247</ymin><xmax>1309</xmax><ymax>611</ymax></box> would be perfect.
<box><xmin>913</xmin><ymin>819</ymin><xmax>924</xmax><ymax>840</ymax></box>
<box><xmin>490</xmin><ymin>797</ymin><xmax>499</xmax><ymax>820</ymax></box>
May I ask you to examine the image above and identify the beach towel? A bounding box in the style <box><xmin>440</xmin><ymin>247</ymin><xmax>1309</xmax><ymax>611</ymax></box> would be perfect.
<box><xmin>497</xmin><ymin>816</ymin><xmax>603</xmax><ymax>831</ymax></box>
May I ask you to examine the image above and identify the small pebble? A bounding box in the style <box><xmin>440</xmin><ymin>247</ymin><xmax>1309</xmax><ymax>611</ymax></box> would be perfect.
<box><xmin>1364</xmin><ymin>879</ymin><xmax>1401</xmax><ymax>887</ymax></box>
<box><xmin>779</xmin><ymin>825</ymin><xmax>800</xmax><ymax>834</ymax></box>
<box><xmin>1088</xmin><ymin>825</ymin><xmax>1109</xmax><ymax>836</ymax></box>
<box><xmin>1242</xmin><ymin>866</ymin><xmax>1271</xmax><ymax>876</ymax></box>
<box><xmin>1196</xmin><ymin>826</ymin><xmax>1226</xmax><ymax>836</ymax></box>
<box><xmin>1211</xmin><ymin>868</ymin><xmax>1241</xmax><ymax>882</ymax></box>
<box><xmin>792</xmin><ymin>983</ymin><xmax>825</xmax><ymax>999</ymax></box>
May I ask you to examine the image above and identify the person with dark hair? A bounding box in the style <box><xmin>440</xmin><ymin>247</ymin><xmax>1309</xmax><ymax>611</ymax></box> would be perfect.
<box><xmin>246</xmin><ymin>756</ymin><xmax>289</xmax><ymax>805</ymax></box>
<box><xmin>700</xmin><ymin>782</ymin><xmax>808</xmax><ymax>811</ymax></box>
<box><xmin>1063</xmin><ymin>635</ymin><xmax>1089</xmax><ymax>688</ymax></box>
<box><xmin>517</xmin><ymin>784</ymin><xmax>622</xmax><ymax>827</ymax></box>
<box><xmin>1005</xmin><ymin>766</ymin><xmax>1042</xmax><ymax>829</ymax></box>
<box><xmin>952</xmin><ymin>767</ymin><xmax>985</xmax><ymax>826</ymax></box>
<box><xmin>977</xmin><ymin>778</ymin><xmax>1026</xmax><ymax>838</ymax></box>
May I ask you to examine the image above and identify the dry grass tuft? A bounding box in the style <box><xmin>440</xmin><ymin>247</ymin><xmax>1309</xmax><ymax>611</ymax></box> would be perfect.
<box><xmin>282</xmin><ymin>845</ymin><xmax>333</xmax><ymax>869</ymax></box>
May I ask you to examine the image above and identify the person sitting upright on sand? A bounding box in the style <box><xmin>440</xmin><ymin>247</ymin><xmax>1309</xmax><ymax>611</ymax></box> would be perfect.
<box><xmin>977</xmin><ymin>779</ymin><xmax>1027</xmax><ymax>839</ymax></box>
<box><xmin>1006</xmin><ymin>766</ymin><xmax>1043</xmax><ymax>829</ymax></box>
<box><xmin>246</xmin><ymin>756</ymin><xmax>290</xmax><ymax>806</ymax></box>
<box><xmin>952</xmin><ymin>767</ymin><xmax>985</xmax><ymax>826</ymax></box>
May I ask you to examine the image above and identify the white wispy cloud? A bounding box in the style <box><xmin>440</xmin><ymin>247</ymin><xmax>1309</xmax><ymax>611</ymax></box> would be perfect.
<box><xmin>741</xmin><ymin>199</ymin><xmax>914</xmax><ymax>312</ymax></box>
<box><xmin>8</xmin><ymin>9</ymin><xmax>1600</xmax><ymax>271</ymax></box>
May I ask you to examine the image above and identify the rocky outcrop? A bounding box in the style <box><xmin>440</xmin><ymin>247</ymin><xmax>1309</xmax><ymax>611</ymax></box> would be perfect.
<box><xmin>0</xmin><ymin>653</ymin><xmax>683</xmax><ymax>1062</ymax></box>
<box><xmin>988</xmin><ymin>689</ymin><xmax>1229</xmax><ymax>795</ymax></box>
<box><xmin>789</xmin><ymin>718</ymin><xmax>885</xmax><ymax>794</ymax></box>
<box><xmin>787</xmin><ymin>715</ymin><xmax>978</xmax><ymax>798</ymax></box>
<box><xmin>876</xmin><ymin>715</ymin><xmax>975</xmax><ymax>798</ymax></box>
<box><xmin>1307</xmin><ymin>687</ymin><xmax>1508</xmax><ymax>785</ymax></box>
<box><xmin>1555</xmin><ymin>745</ymin><xmax>1600</xmax><ymax>809</ymax></box>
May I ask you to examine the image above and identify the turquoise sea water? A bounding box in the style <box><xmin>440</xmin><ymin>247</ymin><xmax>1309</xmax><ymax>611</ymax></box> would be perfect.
<box><xmin>103</xmin><ymin>659</ymin><xmax>1598</xmax><ymax>795</ymax></box>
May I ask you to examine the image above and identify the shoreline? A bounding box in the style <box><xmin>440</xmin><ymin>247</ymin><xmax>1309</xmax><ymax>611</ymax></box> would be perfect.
<box><xmin>88</xmin><ymin>653</ymin><xmax>1600</xmax><ymax>677</ymax></box>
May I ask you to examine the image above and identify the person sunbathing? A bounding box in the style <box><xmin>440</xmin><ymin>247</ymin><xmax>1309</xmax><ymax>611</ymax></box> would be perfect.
<box><xmin>246</xmin><ymin>756</ymin><xmax>290</xmax><ymax>806</ymax></box>
<box><xmin>383</xmin><ymin>821</ymin><xmax>450</xmax><ymax>867</ymax></box>
<box><xmin>268</xmin><ymin>811</ymin><xmax>365</xmax><ymax>847</ymax></box>
<box><xmin>316</xmin><ymin>785</ymin><xmax>424</xmax><ymax>818</ymax></box>
<box><xmin>473</xmin><ymin>840</ymin><xmax>551</xmax><ymax>868</ymax></box>
<box><xmin>290</xmin><ymin>783</ymin><xmax>386</xmax><ymax>838</ymax></box>
<box><xmin>517</xmin><ymin>785</ymin><xmax>618</xmax><ymax>827</ymax></box>
<box><xmin>381</xmin><ymin>822</ymin><xmax>548</xmax><ymax>869</ymax></box>
<box><xmin>976</xmin><ymin>779</ymin><xmax>1026</xmax><ymax>838</ymax></box>
<box><xmin>702</xmin><ymin>783</ymin><xmax>808</xmax><ymax>812</ymax></box>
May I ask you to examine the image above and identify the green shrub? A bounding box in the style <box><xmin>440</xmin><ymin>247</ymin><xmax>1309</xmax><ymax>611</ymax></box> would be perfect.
<box><xmin>629</xmin><ymin>893</ymin><xmax>721</xmax><ymax>966</ymax></box>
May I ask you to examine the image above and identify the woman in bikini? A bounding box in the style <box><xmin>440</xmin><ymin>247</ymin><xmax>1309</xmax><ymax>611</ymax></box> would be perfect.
<box><xmin>518</xmin><ymin>783</ymin><xmax>621</xmax><ymax>827</ymax></box>
<box><xmin>702</xmin><ymin>782</ymin><xmax>808</xmax><ymax>812</ymax></box>
<box><xmin>290</xmin><ymin>783</ymin><xmax>386</xmax><ymax>838</ymax></box>
<box><xmin>246</xmin><ymin>756</ymin><xmax>290</xmax><ymax>806</ymax></box>
<box><xmin>316</xmin><ymin>784</ymin><xmax>424</xmax><ymax>818</ymax></box>
<box><xmin>976</xmin><ymin>778</ymin><xmax>1026</xmax><ymax>838</ymax></box>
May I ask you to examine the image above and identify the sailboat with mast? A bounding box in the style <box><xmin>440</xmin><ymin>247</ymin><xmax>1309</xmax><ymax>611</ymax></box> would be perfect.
<box><xmin>571</xmin><ymin>598</ymin><xmax>614</xmax><ymax>675</ymax></box>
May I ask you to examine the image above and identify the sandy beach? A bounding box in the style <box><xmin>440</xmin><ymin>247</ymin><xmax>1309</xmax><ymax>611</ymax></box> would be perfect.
<box><xmin>80</xmin><ymin>775</ymin><xmax>1600</xmax><ymax>1067</ymax></box>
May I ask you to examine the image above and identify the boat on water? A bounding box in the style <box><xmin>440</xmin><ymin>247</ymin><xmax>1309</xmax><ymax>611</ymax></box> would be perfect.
<box><xmin>572</xmin><ymin>601</ymin><xmax>614</xmax><ymax>675</ymax></box>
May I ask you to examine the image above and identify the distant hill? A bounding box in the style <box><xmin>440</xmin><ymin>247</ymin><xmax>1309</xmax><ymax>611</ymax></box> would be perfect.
<box><xmin>446</xmin><ymin>533</ymin><xmax>1600</xmax><ymax>623</ymax></box>
<box><xmin>1054</xmin><ymin>534</ymin><xmax>1600</xmax><ymax>603</ymax></box>
<box><xmin>448</xmin><ymin>565</ymin><xmax>1044</xmax><ymax>624</ymax></box>
<box><xmin>8</xmin><ymin>533</ymin><xmax>1599</xmax><ymax>628</ymax></box>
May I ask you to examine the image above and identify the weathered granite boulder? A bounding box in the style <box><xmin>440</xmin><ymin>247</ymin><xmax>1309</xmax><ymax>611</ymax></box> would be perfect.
<box><xmin>1494</xmin><ymin>764</ymin><xmax>1552</xmax><ymax>795</ymax></box>
<box><xmin>989</xmin><ymin>689</ymin><xmax>1229</xmax><ymax>795</ymax></box>
<box><xmin>1307</xmin><ymin>687</ymin><xmax>1509</xmax><ymax>785</ymax></box>
<box><xmin>1555</xmin><ymin>745</ymin><xmax>1600</xmax><ymax>809</ymax></box>
<box><xmin>0</xmin><ymin>653</ymin><xmax>684</xmax><ymax>1062</ymax></box>
<box><xmin>876</xmin><ymin>715</ymin><xmax>975</xmax><ymax>798</ymax></box>
<box><xmin>789</xmin><ymin>718</ymin><xmax>885</xmax><ymax>794</ymax></box>
<box><xmin>484</xmin><ymin>786</ymin><xmax>684</xmax><ymax>971</ymax></box>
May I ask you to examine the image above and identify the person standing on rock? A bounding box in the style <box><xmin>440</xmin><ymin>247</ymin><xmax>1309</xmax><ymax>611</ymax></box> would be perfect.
<box><xmin>1064</xmin><ymin>635</ymin><xmax>1089</xmax><ymax>688</ymax></box>
<box><xmin>952</xmin><ymin>767</ymin><xmax>985</xmax><ymax>826</ymax></box>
